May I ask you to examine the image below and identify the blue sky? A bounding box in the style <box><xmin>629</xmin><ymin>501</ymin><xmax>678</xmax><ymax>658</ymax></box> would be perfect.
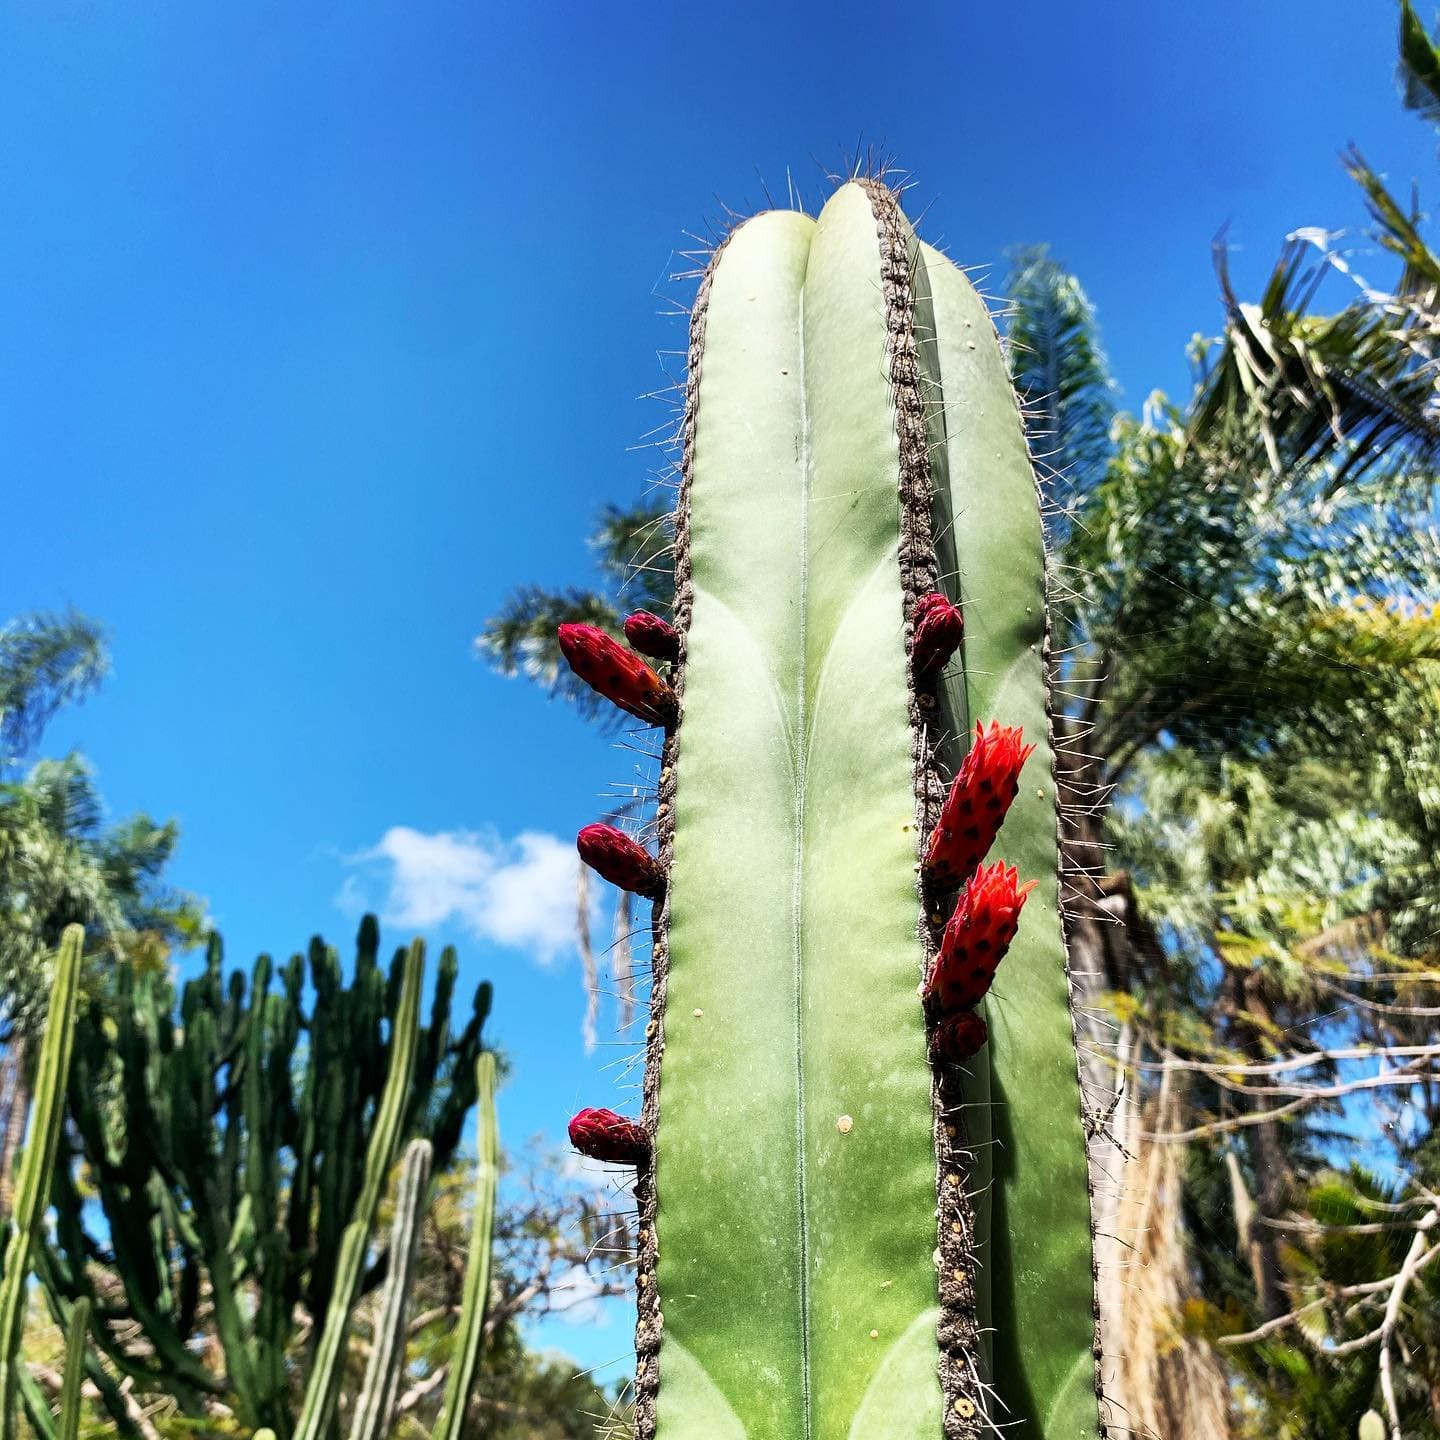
<box><xmin>3</xmin><ymin>0</ymin><xmax>1436</xmax><ymax>1379</ymax></box>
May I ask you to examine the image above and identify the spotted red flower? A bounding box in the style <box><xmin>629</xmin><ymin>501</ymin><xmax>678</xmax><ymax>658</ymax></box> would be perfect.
<box><xmin>923</xmin><ymin>861</ymin><xmax>1036</xmax><ymax>1011</ymax></box>
<box><xmin>578</xmin><ymin>823</ymin><xmax>665</xmax><ymax>900</ymax></box>
<box><xmin>568</xmin><ymin>1107</ymin><xmax>650</xmax><ymax>1166</ymax></box>
<box><xmin>623</xmin><ymin>610</ymin><xmax>680</xmax><ymax>663</ymax></box>
<box><xmin>557</xmin><ymin>623</ymin><xmax>677</xmax><ymax>727</ymax></box>
<box><xmin>932</xmin><ymin>1009</ymin><xmax>988</xmax><ymax>1063</ymax></box>
<box><xmin>923</xmin><ymin>721</ymin><xmax>1036</xmax><ymax>888</ymax></box>
<box><xmin>912</xmin><ymin>592</ymin><xmax>963</xmax><ymax>676</ymax></box>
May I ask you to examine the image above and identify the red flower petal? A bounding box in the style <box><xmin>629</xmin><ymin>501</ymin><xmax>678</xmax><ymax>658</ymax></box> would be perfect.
<box><xmin>923</xmin><ymin>721</ymin><xmax>1036</xmax><ymax>888</ymax></box>
<box><xmin>557</xmin><ymin>623</ymin><xmax>677</xmax><ymax>727</ymax></box>
<box><xmin>623</xmin><ymin>610</ymin><xmax>681</xmax><ymax>662</ymax></box>
<box><xmin>568</xmin><ymin>1107</ymin><xmax>650</xmax><ymax>1166</ymax></box>
<box><xmin>577</xmin><ymin>823</ymin><xmax>665</xmax><ymax>900</ymax></box>
<box><xmin>923</xmin><ymin>860</ymin><xmax>1036</xmax><ymax>1011</ymax></box>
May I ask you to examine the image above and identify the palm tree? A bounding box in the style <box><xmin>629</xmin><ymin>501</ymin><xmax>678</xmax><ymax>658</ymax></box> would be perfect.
<box><xmin>0</xmin><ymin>612</ymin><xmax>200</xmax><ymax>1215</ymax></box>
<box><xmin>0</xmin><ymin>610</ymin><xmax>107</xmax><ymax>770</ymax></box>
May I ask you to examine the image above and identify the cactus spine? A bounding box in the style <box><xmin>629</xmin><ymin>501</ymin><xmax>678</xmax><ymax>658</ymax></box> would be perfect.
<box><xmin>348</xmin><ymin>1139</ymin><xmax>433</xmax><ymax>1440</ymax></box>
<box><xmin>434</xmin><ymin>1052</ymin><xmax>499</xmax><ymax>1440</ymax></box>
<box><xmin>0</xmin><ymin>924</ymin><xmax>82</xmax><ymax>1440</ymax></box>
<box><xmin>560</xmin><ymin>181</ymin><xmax>1101</xmax><ymax>1438</ymax></box>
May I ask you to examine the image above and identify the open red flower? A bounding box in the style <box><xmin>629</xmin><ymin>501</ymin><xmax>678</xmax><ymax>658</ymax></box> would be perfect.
<box><xmin>623</xmin><ymin>610</ymin><xmax>680</xmax><ymax>663</ymax></box>
<box><xmin>912</xmin><ymin>592</ymin><xmax>963</xmax><ymax>676</ymax></box>
<box><xmin>568</xmin><ymin>1107</ymin><xmax>650</xmax><ymax>1166</ymax></box>
<box><xmin>932</xmin><ymin>1009</ymin><xmax>988</xmax><ymax>1063</ymax></box>
<box><xmin>924</xmin><ymin>860</ymin><xmax>1036</xmax><ymax>1012</ymax></box>
<box><xmin>923</xmin><ymin>721</ymin><xmax>1036</xmax><ymax>888</ymax></box>
<box><xmin>578</xmin><ymin>823</ymin><xmax>665</xmax><ymax>900</ymax></box>
<box><xmin>557</xmin><ymin>623</ymin><xmax>677</xmax><ymax>727</ymax></box>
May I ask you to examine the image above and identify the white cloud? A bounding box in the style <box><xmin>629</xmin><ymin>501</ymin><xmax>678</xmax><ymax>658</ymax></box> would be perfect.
<box><xmin>341</xmin><ymin>826</ymin><xmax>580</xmax><ymax>964</ymax></box>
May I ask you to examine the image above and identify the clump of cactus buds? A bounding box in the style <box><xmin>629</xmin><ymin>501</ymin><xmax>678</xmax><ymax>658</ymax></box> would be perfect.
<box><xmin>932</xmin><ymin>1009</ymin><xmax>988</xmax><ymax>1063</ymax></box>
<box><xmin>925</xmin><ymin>860</ymin><xmax>1037</xmax><ymax>1012</ymax></box>
<box><xmin>911</xmin><ymin>591</ymin><xmax>964</xmax><ymax>676</ymax></box>
<box><xmin>568</xmin><ymin>1107</ymin><xmax>651</xmax><ymax>1166</ymax></box>
<box><xmin>623</xmin><ymin>609</ymin><xmax>681</xmax><ymax>662</ymax></box>
<box><xmin>577</xmin><ymin>823</ymin><xmax>665</xmax><ymax>900</ymax></box>
<box><xmin>924</xmin><ymin>720</ymin><xmax>1036</xmax><ymax>889</ymax></box>
<box><xmin>557</xmin><ymin>623</ymin><xmax>677</xmax><ymax>726</ymax></box>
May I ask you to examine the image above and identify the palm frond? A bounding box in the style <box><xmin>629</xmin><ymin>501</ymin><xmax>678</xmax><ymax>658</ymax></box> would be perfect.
<box><xmin>1399</xmin><ymin>0</ymin><xmax>1440</xmax><ymax>130</ymax></box>
<box><xmin>1004</xmin><ymin>246</ymin><xmax>1117</xmax><ymax>530</ymax></box>
<box><xmin>0</xmin><ymin>610</ymin><xmax>108</xmax><ymax>766</ymax></box>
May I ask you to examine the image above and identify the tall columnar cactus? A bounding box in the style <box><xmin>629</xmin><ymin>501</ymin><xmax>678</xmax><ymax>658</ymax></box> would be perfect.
<box><xmin>433</xmin><ymin>1052</ymin><xmax>499</xmax><ymax>1440</ymax></box>
<box><xmin>293</xmin><ymin>937</ymin><xmax>423</xmax><ymax>1440</ymax></box>
<box><xmin>0</xmin><ymin>924</ymin><xmax>81</xmax><ymax>1440</ymax></box>
<box><xmin>56</xmin><ymin>1298</ymin><xmax>89</xmax><ymax>1440</ymax></box>
<box><xmin>348</xmin><ymin>1138</ymin><xmax>434</xmax><ymax>1440</ymax></box>
<box><xmin>42</xmin><ymin>917</ymin><xmax>492</xmax><ymax>1437</ymax></box>
<box><xmin>562</xmin><ymin>181</ymin><xmax>1102</xmax><ymax>1437</ymax></box>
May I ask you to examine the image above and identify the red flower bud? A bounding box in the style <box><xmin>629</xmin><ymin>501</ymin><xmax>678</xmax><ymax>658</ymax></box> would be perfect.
<box><xmin>913</xmin><ymin>590</ymin><xmax>952</xmax><ymax>624</ymax></box>
<box><xmin>932</xmin><ymin>1009</ymin><xmax>988</xmax><ymax>1063</ymax></box>
<box><xmin>568</xmin><ymin>1107</ymin><xmax>650</xmax><ymax>1166</ymax></box>
<box><xmin>923</xmin><ymin>721</ymin><xmax>1036</xmax><ymax>889</ymax></box>
<box><xmin>557</xmin><ymin>623</ymin><xmax>678</xmax><ymax>727</ymax></box>
<box><xmin>924</xmin><ymin>861</ymin><xmax>1036</xmax><ymax>1011</ymax></box>
<box><xmin>912</xmin><ymin>592</ymin><xmax>963</xmax><ymax>676</ymax></box>
<box><xmin>623</xmin><ymin>610</ymin><xmax>680</xmax><ymax>662</ymax></box>
<box><xmin>577</xmin><ymin>823</ymin><xmax>665</xmax><ymax>900</ymax></box>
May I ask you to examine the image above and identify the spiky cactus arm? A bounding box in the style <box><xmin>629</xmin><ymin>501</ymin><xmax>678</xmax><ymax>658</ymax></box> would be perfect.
<box><xmin>0</xmin><ymin>925</ymin><xmax>82</xmax><ymax>1440</ymax></box>
<box><xmin>588</xmin><ymin>179</ymin><xmax>1103</xmax><ymax>1440</ymax></box>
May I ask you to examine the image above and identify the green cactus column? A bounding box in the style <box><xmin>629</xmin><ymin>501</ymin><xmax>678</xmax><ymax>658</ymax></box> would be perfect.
<box><xmin>0</xmin><ymin>924</ymin><xmax>83</xmax><ymax>1440</ymax></box>
<box><xmin>624</xmin><ymin>180</ymin><xmax>1101</xmax><ymax>1440</ymax></box>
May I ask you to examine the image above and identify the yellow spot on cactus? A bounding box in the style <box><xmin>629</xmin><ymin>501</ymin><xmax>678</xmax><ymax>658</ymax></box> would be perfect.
<box><xmin>836</xmin><ymin>1115</ymin><xmax>854</xmax><ymax>1134</ymax></box>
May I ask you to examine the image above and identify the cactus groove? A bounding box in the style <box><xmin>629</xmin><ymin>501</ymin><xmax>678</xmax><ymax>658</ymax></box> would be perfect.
<box><xmin>615</xmin><ymin>179</ymin><xmax>1103</xmax><ymax>1439</ymax></box>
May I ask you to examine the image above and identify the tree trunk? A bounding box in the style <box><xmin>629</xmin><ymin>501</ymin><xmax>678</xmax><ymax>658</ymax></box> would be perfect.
<box><xmin>0</xmin><ymin>1037</ymin><xmax>30</xmax><ymax>1220</ymax></box>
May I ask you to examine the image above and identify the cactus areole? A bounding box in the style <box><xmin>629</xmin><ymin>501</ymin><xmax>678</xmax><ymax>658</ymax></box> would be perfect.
<box><xmin>559</xmin><ymin>180</ymin><xmax>1102</xmax><ymax>1439</ymax></box>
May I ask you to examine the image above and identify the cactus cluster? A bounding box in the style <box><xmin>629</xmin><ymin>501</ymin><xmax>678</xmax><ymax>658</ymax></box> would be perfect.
<box><xmin>1</xmin><ymin>919</ymin><xmax>501</xmax><ymax>1440</ymax></box>
<box><xmin>559</xmin><ymin>178</ymin><xmax>1102</xmax><ymax>1438</ymax></box>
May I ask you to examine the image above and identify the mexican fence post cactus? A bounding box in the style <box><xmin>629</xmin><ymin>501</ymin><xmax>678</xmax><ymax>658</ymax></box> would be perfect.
<box><xmin>348</xmin><ymin>1139</ymin><xmax>433</xmax><ymax>1440</ymax></box>
<box><xmin>42</xmin><ymin>917</ymin><xmax>490</xmax><ymax>1436</ymax></box>
<box><xmin>0</xmin><ymin>923</ymin><xmax>82</xmax><ymax>1440</ymax></box>
<box><xmin>56</xmin><ymin>1298</ymin><xmax>90</xmax><ymax>1440</ymax></box>
<box><xmin>560</xmin><ymin>180</ymin><xmax>1101</xmax><ymax>1438</ymax></box>
<box><xmin>292</xmin><ymin>937</ymin><xmax>425</xmax><ymax>1440</ymax></box>
<box><xmin>433</xmin><ymin>1052</ymin><xmax>499</xmax><ymax>1440</ymax></box>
